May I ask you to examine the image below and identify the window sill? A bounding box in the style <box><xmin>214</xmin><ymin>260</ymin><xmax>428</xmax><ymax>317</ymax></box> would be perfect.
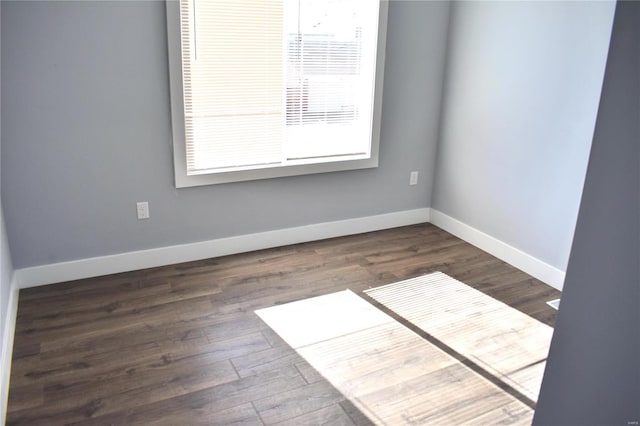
<box><xmin>174</xmin><ymin>155</ymin><xmax>379</xmax><ymax>188</ymax></box>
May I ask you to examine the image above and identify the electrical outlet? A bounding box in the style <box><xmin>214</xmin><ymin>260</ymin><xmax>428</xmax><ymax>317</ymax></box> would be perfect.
<box><xmin>136</xmin><ymin>202</ymin><xmax>150</xmax><ymax>219</ymax></box>
<box><xmin>409</xmin><ymin>171</ymin><xmax>419</xmax><ymax>186</ymax></box>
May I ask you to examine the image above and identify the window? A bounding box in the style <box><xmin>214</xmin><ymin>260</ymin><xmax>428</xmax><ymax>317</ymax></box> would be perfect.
<box><xmin>167</xmin><ymin>0</ymin><xmax>388</xmax><ymax>187</ymax></box>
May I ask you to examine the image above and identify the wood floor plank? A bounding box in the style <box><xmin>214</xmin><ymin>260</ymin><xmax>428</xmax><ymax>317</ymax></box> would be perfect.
<box><xmin>16</xmin><ymin>279</ymin><xmax>221</xmax><ymax>336</ymax></box>
<box><xmin>340</xmin><ymin>400</ymin><xmax>377</xmax><ymax>426</ymax></box>
<box><xmin>273</xmin><ymin>403</ymin><xmax>355</xmax><ymax>426</ymax></box>
<box><xmin>231</xmin><ymin>345</ymin><xmax>306</xmax><ymax>378</ymax></box>
<box><xmin>140</xmin><ymin>402</ymin><xmax>265</xmax><ymax>426</ymax></box>
<box><xmin>253</xmin><ymin>380</ymin><xmax>345</xmax><ymax>424</ymax></box>
<box><xmin>6</xmin><ymin>384</ymin><xmax>43</xmax><ymax>412</ymax></box>
<box><xmin>14</xmin><ymin>358</ymin><xmax>239</xmax><ymax>424</ymax></box>
<box><xmin>295</xmin><ymin>361</ymin><xmax>325</xmax><ymax>384</ymax></box>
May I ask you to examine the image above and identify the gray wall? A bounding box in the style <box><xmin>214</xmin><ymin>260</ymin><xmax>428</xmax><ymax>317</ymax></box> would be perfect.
<box><xmin>0</xmin><ymin>1</ymin><xmax>450</xmax><ymax>268</ymax></box>
<box><xmin>534</xmin><ymin>1</ymin><xmax>639</xmax><ymax>423</ymax></box>
<box><xmin>1</xmin><ymin>1</ymin><xmax>16</xmax><ymax>418</ymax></box>
<box><xmin>0</xmin><ymin>0</ymin><xmax>8</xmax><ymax>339</ymax></box>
<box><xmin>0</xmin><ymin>0</ymin><xmax>12</xmax><ymax>358</ymax></box>
<box><xmin>432</xmin><ymin>1</ymin><xmax>615</xmax><ymax>271</ymax></box>
<box><xmin>0</xmin><ymin>206</ymin><xmax>13</xmax><ymax>418</ymax></box>
<box><xmin>0</xmin><ymin>209</ymin><xmax>12</xmax><ymax>340</ymax></box>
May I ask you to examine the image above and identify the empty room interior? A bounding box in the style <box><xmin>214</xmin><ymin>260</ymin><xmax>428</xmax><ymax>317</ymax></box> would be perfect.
<box><xmin>0</xmin><ymin>0</ymin><xmax>638</xmax><ymax>425</ymax></box>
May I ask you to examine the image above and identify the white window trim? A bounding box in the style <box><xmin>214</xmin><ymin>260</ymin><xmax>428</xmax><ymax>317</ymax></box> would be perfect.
<box><xmin>165</xmin><ymin>0</ymin><xmax>388</xmax><ymax>188</ymax></box>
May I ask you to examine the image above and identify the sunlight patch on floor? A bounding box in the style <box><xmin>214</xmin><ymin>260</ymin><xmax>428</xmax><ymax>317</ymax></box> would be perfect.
<box><xmin>365</xmin><ymin>272</ymin><xmax>553</xmax><ymax>402</ymax></box>
<box><xmin>256</xmin><ymin>288</ymin><xmax>534</xmax><ymax>425</ymax></box>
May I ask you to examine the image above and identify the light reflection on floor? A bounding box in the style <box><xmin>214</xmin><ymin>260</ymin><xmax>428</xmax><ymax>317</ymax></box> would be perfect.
<box><xmin>256</xmin><ymin>272</ymin><xmax>552</xmax><ymax>425</ymax></box>
<box><xmin>365</xmin><ymin>272</ymin><xmax>553</xmax><ymax>402</ymax></box>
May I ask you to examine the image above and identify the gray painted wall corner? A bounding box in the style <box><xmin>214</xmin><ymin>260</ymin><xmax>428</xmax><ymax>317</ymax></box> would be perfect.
<box><xmin>432</xmin><ymin>0</ymin><xmax>616</xmax><ymax>271</ymax></box>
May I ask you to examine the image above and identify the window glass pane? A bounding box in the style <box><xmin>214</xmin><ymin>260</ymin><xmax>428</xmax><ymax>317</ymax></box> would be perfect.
<box><xmin>284</xmin><ymin>0</ymin><xmax>379</xmax><ymax>160</ymax></box>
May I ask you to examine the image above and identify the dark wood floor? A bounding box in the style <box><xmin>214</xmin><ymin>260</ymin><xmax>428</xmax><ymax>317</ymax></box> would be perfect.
<box><xmin>6</xmin><ymin>224</ymin><xmax>560</xmax><ymax>425</ymax></box>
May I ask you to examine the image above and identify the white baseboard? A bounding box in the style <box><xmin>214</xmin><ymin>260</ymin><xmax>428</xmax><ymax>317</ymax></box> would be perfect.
<box><xmin>1</xmin><ymin>276</ymin><xmax>19</xmax><ymax>425</ymax></box>
<box><xmin>1</xmin><ymin>206</ymin><xmax>563</xmax><ymax>421</ymax></box>
<box><xmin>1</xmin><ymin>206</ymin><xmax>569</xmax><ymax>421</ymax></box>
<box><xmin>15</xmin><ymin>208</ymin><xmax>431</xmax><ymax>289</ymax></box>
<box><xmin>430</xmin><ymin>209</ymin><xmax>565</xmax><ymax>290</ymax></box>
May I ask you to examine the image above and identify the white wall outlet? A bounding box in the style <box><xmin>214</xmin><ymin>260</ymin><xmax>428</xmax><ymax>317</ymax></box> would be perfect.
<box><xmin>136</xmin><ymin>201</ymin><xmax>150</xmax><ymax>220</ymax></box>
<box><xmin>409</xmin><ymin>171</ymin><xmax>419</xmax><ymax>186</ymax></box>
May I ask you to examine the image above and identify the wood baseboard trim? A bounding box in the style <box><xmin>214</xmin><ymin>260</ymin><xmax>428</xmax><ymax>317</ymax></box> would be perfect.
<box><xmin>429</xmin><ymin>209</ymin><xmax>565</xmax><ymax>290</ymax></box>
<box><xmin>15</xmin><ymin>208</ymin><xmax>431</xmax><ymax>289</ymax></box>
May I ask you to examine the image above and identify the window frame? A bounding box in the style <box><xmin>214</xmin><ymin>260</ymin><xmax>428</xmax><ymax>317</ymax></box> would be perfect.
<box><xmin>166</xmin><ymin>0</ymin><xmax>389</xmax><ymax>188</ymax></box>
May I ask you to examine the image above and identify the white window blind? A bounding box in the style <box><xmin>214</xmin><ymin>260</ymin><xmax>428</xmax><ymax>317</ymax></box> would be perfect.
<box><xmin>177</xmin><ymin>0</ymin><xmax>381</xmax><ymax>177</ymax></box>
<box><xmin>180</xmin><ymin>0</ymin><xmax>285</xmax><ymax>174</ymax></box>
